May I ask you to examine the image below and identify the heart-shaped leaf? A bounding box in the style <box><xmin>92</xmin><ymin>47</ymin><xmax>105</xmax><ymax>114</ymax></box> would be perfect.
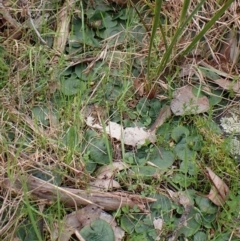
<box><xmin>80</xmin><ymin>219</ymin><xmax>114</xmax><ymax>241</ymax></box>
<box><xmin>148</xmin><ymin>147</ymin><xmax>175</xmax><ymax>169</ymax></box>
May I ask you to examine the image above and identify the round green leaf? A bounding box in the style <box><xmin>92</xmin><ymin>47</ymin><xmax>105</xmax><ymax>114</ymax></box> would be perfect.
<box><xmin>186</xmin><ymin>135</ymin><xmax>203</xmax><ymax>151</ymax></box>
<box><xmin>149</xmin><ymin>147</ymin><xmax>175</xmax><ymax>169</ymax></box>
<box><xmin>16</xmin><ymin>218</ymin><xmax>41</xmax><ymax>241</ymax></box>
<box><xmin>171</xmin><ymin>126</ymin><xmax>190</xmax><ymax>142</ymax></box>
<box><xmin>32</xmin><ymin>106</ymin><xmax>49</xmax><ymax>126</ymax></box>
<box><xmin>80</xmin><ymin>219</ymin><xmax>114</xmax><ymax>241</ymax></box>
<box><xmin>195</xmin><ymin>196</ymin><xmax>218</xmax><ymax>214</ymax></box>
<box><xmin>103</xmin><ymin>15</ymin><xmax>117</xmax><ymax>28</ymax></box>
<box><xmin>175</xmin><ymin>142</ymin><xmax>196</xmax><ymax>161</ymax></box>
<box><xmin>172</xmin><ymin>173</ymin><xmax>192</xmax><ymax>187</ymax></box>
<box><xmin>209</xmin><ymin>89</ymin><xmax>223</xmax><ymax>106</ymax></box>
<box><xmin>61</xmin><ymin>76</ymin><xmax>86</xmax><ymax>96</ymax></box>
<box><xmin>194</xmin><ymin>231</ymin><xmax>207</xmax><ymax>241</ymax></box>
<box><xmin>88</xmin><ymin>138</ymin><xmax>112</xmax><ymax>165</ymax></box>
<box><xmin>180</xmin><ymin>161</ymin><xmax>199</xmax><ymax>175</ymax></box>
<box><xmin>150</xmin><ymin>194</ymin><xmax>172</xmax><ymax>212</ymax></box>
<box><xmin>121</xmin><ymin>215</ymin><xmax>135</xmax><ymax>234</ymax></box>
<box><xmin>179</xmin><ymin>208</ymin><xmax>201</xmax><ymax>237</ymax></box>
<box><xmin>75</xmin><ymin>64</ymin><xmax>88</xmax><ymax>81</ymax></box>
<box><xmin>202</xmin><ymin>213</ymin><xmax>216</xmax><ymax>228</ymax></box>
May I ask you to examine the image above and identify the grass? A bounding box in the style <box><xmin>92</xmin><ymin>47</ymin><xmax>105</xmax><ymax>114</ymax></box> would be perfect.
<box><xmin>1</xmin><ymin>0</ymin><xmax>240</xmax><ymax>240</ymax></box>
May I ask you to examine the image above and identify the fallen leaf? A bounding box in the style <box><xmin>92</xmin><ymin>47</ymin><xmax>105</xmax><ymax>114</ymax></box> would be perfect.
<box><xmin>96</xmin><ymin>162</ymin><xmax>128</xmax><ymax>179</ymax></box>
<box><xmin>133</xmin><ymin>78</ymin><xmax>144</xmax><ymax>96</ymax></box>
<box><xmin>179</xmin><ymin>64</ymin><xmax>196</xmax><ymax>78</ymax></box>
<box><xmin>153</xmin><ymin>217</ymin><xmax>163</xmax><ymax>231</ymax></box>
<box><xmin>89</xmin><ymin>179</ymin><xmax>121</xmax><ymax>190</ymax></box>
<box><xmin>170</xmin><ymin>85</ymin><xmax>210</xmax><ymax>116</ymax></box>
<box><xmin>76</xmin><ymin>205</ymin><xmax>103</xmax><ymax>227</ymax></box>
<box><xmin>123</xmin><ymin>126</ymin><xmax>156</xmax><ymax>146</ymax></box>
<box><xmin>149</xmin><ymin>105</ymin><xmax>172</xmax><ymax>132</ymax></box>
<box><xmin>206</xmin><ymin>167</ymin><xmax>229</xmax><ymax>206</ymax></box>
<box><xmin>86</xmin><ymin>117</ymin><xmax>156</xmax><ymax>146</ymax></box>
<box><xmin>214</xmin><ymin>78</ymin><xmax>240</xmax><ymax>93</ymax></box>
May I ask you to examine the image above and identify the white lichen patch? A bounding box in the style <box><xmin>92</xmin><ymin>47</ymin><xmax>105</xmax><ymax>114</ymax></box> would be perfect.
<box><xmin>220</xmin><ymin>113</ymin><xmax>240</xmax><ymax>134</ymax></box>
<box><xmin>219</xmin><ymin>106</ymin><xmax>240</xmax><ymax>157</ymax></box>
<box><xmin>230</xmin><ymin>137</ymin><xmax>240</xmax><ymax>156</ymax></box>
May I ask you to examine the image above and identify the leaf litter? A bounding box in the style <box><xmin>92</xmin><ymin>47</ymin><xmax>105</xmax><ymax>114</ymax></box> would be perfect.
<box><xmin>206</xmin><ymin>167</ymin><xmax>230</xmax><ymax>206</ymax></box>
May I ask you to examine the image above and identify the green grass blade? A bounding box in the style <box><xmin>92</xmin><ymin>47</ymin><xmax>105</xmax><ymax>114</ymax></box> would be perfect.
<box><xmin>156</xmin><ymin>0</ymin><xmax>206</xmax><ymax>76</ymax></box>
<box><xmin>182</xmin><ymin>0</ymin><xmax>235</xmax><ymax>55</ymax></box>
<box><xmin>147</xmin><ymin>0</ymin><xmax>163</xmax><ymax>87</ymax></box>
<box><xmin>179</xmin><ymin>0</ymin><xmax>191</xmax><ymax>26</ymax></box>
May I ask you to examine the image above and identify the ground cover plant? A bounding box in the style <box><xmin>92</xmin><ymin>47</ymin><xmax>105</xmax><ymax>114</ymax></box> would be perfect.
<box><xmin>1</xmin><ymin>0</ymin><xmax>240</xmax><ymax>240</ymax></box>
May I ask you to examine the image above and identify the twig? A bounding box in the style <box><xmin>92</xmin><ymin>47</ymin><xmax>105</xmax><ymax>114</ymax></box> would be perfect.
<box><xmin>2</xmin><ymin>175</ymin><xmax>156</xmax><ymax>212</ymax></box>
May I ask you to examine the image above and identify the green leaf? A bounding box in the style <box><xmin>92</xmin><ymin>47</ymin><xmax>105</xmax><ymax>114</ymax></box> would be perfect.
<box><xmin>195</xmin><ymin>196</ymin><xmax>218</xmax><ymax>214</ymax></box>
<box><xmin>150</xmin><ymin>194</ymin><xmax>172</xmax><ymax>212</ymax></box>
<box><xmin>103</xmin><ymin>15</ymin><xmax>117</xmax><ymax>29</ymax></box>
<box><xmin>30</xmin><ymin>169</ymin><xmax>62</xmax><ymax>186</ymax></box>
<box><xmin>131</xmin><ymin>166</ymin><xmax>156</xmax><ymax>178</ymax></box>
<box><xmin>209</xmin><ymin>90</ymin><xmax>223</xmax><ymax>106</ymax></box>
<box><xmin>186</xmin><ymin>135</ymin><xmax>203</xmax><ymax>151</ymax></box>
<box><xmin>180</xmin><ymin>161</ymin><xmax>199</xmax><ymax>175</ymax></box>
<box><xmin>198</xmin><ymin>67</ymin><xmax>220</xmax><ymax>81</ymax></box>
<box><xmin>121</xmin><ymin>215</ymin><xmax>135</xmax><ymax>233</ymax></box>
<box><xmin>61</xmin><ymin>75</ymin><xmax>86</xmax><ymax>96</ymax></box>
<box><xmin>100</xmin><ymin>26</ymin><xmax>125</xmax><ymax>41</ymax></box>
<box><xmin>128</xmin><ymin>233</ymin><xmax>149</xmax><ymax>241</ymax></box>
<box><xmin>16</xmin><ymin>218</ymin><xmax>42</xmax><ymax>241</ymax></box>
<box><xmin>92</xmin><ymin>0</ymin><xmax>112</xmax><ymax>11</ymax></box>
<box><xmin>175</xmin><ymin>141</ymin><xmax>196</xmax><ymax>161</ymax></box>
<box><xmin>85</xmin><ymin>161</ymin><xmax>97</xmax><ymax>173</ymax></box>
<box><xmin>80</xmin><ymin>219</ymin><xmax>114</xmax><ymax>241</ymax></box>
<box><xmin>32</xmin><ymin>106</ymin><xmax>49</xmax><ymax>126</ymax></box>
<box><xmin>130</xmin><ymin>25</ymin><xmax>146</xmax><ymax>43</ymax></box>
<box><xmin>75</xmin><ymin>64</ymin><xmax>88</xmax><ymax>81</ymax></box>
<box><xmin>192</xmin><ymin>85</ymin><xmax>205</xmax><ymax>98</ymax></box>
<box><xmin>179</xmin><ymin>208</ymin><xmax>201</xmax><ymax>237</ymax></box>
<box><xmin>172</xmin><ymin>173</ymin><xmax>192</xmax><ymax>187</ymax></box>
<box><xmin>171</xmin><ymin>126</ymin><xmax>190</xmax><ymax>142</ymax></box>
<box><xmin>194</xmin><ymin>231</ymin><xmax>207</xmax><ymax>241</ymax></box>
<box><xmin>75</xmin><ymin>62</ymin><xmax>102</xmax><ymax>82</ymax></box>
<box><xmin>70</xmin><ymin>24</ymin><xmax>99</xmax><ymax>47</ymax></box>
<box><xmin>135</xmin><ymin>220</ymin><xmax>151</xmax><ymax>234</ymax></box>
<box><xmin>88</xmin><ymin>137</ymin><xmax>112</xmax><ymax>165</ymax></box>
<box><xmin>148</xmin><ymin>147</ymin><xmax>175</xmax><ymax>169</ymax></box>
<box><xmin>201</xmin><ymin>213</ymin><xmax>216</xmax><ymax>228</ymax></box>
<box><xmin>63</xmin><ymin>126</ymin><xmax>79</xmax><ymax>149</ymax></box>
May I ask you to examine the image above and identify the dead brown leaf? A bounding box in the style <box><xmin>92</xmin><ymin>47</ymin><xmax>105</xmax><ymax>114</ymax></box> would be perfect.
<box><xmin>214</xmin><ymin>78</ymin><xmax>240</xmax><ymax>94</ymax></box>
<box><xmin>206</xmin><ymin>167</ymin><xmax>229</xmax><ymax>206</ymax></box>
<box><xmin>149</xmin><ymin>105</ymin><xmax>172</xmax><ymax>132</ymax></box>
<box><xmin>96</xmin><ymin>162</ymin><xmax>128</xmax><ymax>179</ymax></box>
<box><xmin>89</xmin><ymin>179</ymin><xmax>121</xmax><ymax>190</ymax></box>
<box><xmin>133</xmin><ymin>78</ymin><xmax>144</xmax><ymax>96</ymax></box>
<box><xmin>170</xmin><ymin>85</ymin><xmax>210</xmax><ymax>116</ymax></box>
